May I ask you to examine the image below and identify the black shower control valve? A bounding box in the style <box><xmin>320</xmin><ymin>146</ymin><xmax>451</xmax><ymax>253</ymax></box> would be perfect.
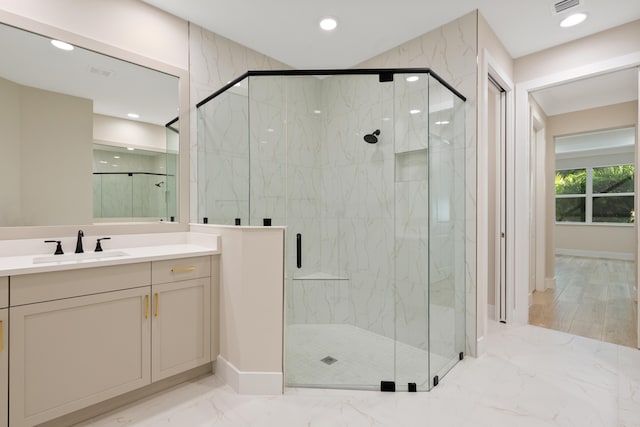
<box><xmin>44</xmin><ymin>240</ymin><xmax>64</xmax><ymax>255</ymax></box>
<box><xmin>95</xmin><ymin>237</ymin><xmax>111</xmax><ymax>252</ymax></box>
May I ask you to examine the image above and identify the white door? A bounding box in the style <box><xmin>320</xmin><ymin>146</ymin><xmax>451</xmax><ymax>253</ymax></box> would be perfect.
<box><xmin>488</xmin><ymin>75</ymin><xmax>507</xmax><ymax>322</ymax></box>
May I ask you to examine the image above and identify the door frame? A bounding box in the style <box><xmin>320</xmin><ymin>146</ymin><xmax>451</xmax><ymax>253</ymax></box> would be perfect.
<box><xmin>477</xmin><ymin>48</ymin><xmax>514</xmax><ymax>354</ymax></box>
<box><xmin>512</xmin><ymin>53</ymin><xmax>640</xmax><ymax>347</ymax></box>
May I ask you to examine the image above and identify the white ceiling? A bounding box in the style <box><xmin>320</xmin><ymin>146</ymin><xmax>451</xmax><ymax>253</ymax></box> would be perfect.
<box><xmin>0</xmin><ymin>23</ymin><xmax>178</xmax><ymax>126</ymax></box>
<box><xmin>142</xmin><ymin>0</ymin><xmax>640</xmax><ymax>116</ymax></box>
<box><xmin>531</xmin><ymin>68</ymin><xmax>639</xmax><ymax>116</ymax></box>
<box><xmin>142</xmin><ymin>0</ymin><xmax>640</xmax><ymax>69</ymax></box>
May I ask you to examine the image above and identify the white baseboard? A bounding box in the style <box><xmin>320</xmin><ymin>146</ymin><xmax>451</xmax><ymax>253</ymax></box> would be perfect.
<box><xmin>217</xmin><ymin>355</ymin><xmax>283</xmax><ymax>395</ymax></box>
<box><xmin>545</xmin><ymin>277</ymin><xmax>556</xmax><ymax>290</ymax></box>
<box><xmin>476</xmin><ymin>336</ymin><xmax>486</xmax><ymax>356</ymax></box>
<box><xmin>555</xmin><ymin>248</ymin><xmax>634</xmax><ymax>261</ymax></box>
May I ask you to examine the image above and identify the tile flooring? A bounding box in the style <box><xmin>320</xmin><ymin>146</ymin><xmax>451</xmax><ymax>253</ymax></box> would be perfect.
<box><xmin>285</xmin><ymin>323</ymin><xmax>453</xmax><ymax>390</ymax></box>
<box><xmin>529</xmin><ymin>256</ymin><xmax>638</xmax><ymax>348</ymax></box>
<box><xmin>79</xmin><ymin>322</ymin><xmax>640</xmax><ymax>426</ymax></box>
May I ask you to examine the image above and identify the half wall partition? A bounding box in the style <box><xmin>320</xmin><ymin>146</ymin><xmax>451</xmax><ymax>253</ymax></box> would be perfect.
<box><xmin>197</xmin><ymin>69</ymin><xmax>465</xmax><ymax>391</ymax></box>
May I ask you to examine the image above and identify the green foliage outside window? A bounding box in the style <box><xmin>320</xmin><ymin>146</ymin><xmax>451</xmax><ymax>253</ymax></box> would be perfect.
<box><xmin>555</xmin><ymin>165</ymin><xmax>634</xmax><ymax>223</ymax></box>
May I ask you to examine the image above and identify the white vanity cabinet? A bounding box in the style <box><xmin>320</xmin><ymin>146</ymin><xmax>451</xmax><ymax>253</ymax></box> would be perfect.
<box><xmin>9</xmin><ymin>264</ymin><xmax>152</xmax><ymax>427</ymax></box>
<box><xmin>1</xmin><ymin>277</ymin><xmax>8</xmax><ymax>427</ymax></box>
<box><xmin>151</xmin><ymin>256</ymin><xmax>211</xmax><ymax>381</ymax></box>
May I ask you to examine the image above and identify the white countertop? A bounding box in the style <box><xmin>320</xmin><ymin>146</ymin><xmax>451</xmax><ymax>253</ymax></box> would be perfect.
<box><xmin>0</xmin><ymin>244</ymin><xmax>219</xmax><ymax>276</ymax></box>
<box><xmin>0</xmin><ymin>232</ymin><xmax>221</xmax><ymax>276</ymax></box>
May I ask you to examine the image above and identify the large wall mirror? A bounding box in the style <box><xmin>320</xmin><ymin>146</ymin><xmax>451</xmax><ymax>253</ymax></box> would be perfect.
<box><xmin>0</xmin><ymin>21</ymin><xmax>180</xmax><ymax>227</ymax></box>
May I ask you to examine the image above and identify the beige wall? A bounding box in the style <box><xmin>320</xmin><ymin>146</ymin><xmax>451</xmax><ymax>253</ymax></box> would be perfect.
<box><xmin>548</xmin><ymin>101</ymin><xmax>638</xmax><ymax>258</ymax></box>
<box><xmin>0</xmin><ymin>77</ymin><xmax>22</xmax><ymax>226</ymax></box>
<box><xmin>0</xmin><ymin>79</ymin><xmax>93</xmax><ymax>226</ymax></box>
<box><xmin>20</xmin><ymin>86</ymin><xmax>93</xmax><ymax>226</ymax></box>
<box><xmin>93</xmin><ymin>114</ymin><xmax>167</xmax><ymax>152</ymax></box>
<box><xmin>515</xmin><ymin>20</ymin><xmax>640</xmax><ymax>83</ymax></box>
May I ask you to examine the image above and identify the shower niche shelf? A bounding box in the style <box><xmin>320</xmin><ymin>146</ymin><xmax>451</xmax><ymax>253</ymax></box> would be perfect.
<box><xmin>395</xmin><ymin>148</ymin><xmax>428</xmax><ymax>182</ymax></box>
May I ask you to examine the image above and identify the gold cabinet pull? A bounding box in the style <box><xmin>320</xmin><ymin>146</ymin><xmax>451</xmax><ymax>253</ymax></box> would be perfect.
<box><xmin>144</xmin><ymin>295</ymin><xmax>150</xmax><ymax>319</ymax></box>
<box><xmin>171</xmin><ymin>266</ymin><xmax>196</xmax><ymax>273</ymax></box>
<box><xmin>0</xmin><ymin>320</ymin><xmax>3</xmax><ymax>352</ymax></box>
<box><xmin>154</xmin><ymin>293</ymin><xmax>159</xmax><ymax>318</ymax></box>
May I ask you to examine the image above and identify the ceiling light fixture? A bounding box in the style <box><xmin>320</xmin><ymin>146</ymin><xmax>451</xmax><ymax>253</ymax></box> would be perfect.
<box><xmin>113</xmin><ymin>156</ymin><xmax>120</xmax><ymax>159</ymax></box>
<box><xmin>560</xmin><ymin>12</ymin><xmax>587</xmax><ymax>28</ymax></box>
<box><xmin>406</xmin><ymin>76</ymin><xmax>419</xmax><ymax>82</ymax></box>
<box><xmin>127</xmin><ymin>147</ymin><xmax>135</xmax><ymax>151</ymax></box>
<box><xmin>320</xmin><ymin>17</ymin><xmax>338</xmax><ymax>31</ymax></box>
<box><xmin>127</xmin><ymin>113</ymin><xmax>139</xmax><ymax>119</ymax></box>
<box><xmin>51</xmin><ymin>39</ymin><xmax>74</xmax><ymax>51</ymax></box>
<box><xmin>435</xmin><ymin>120</ymin><xmax>450</xmax><ymax>125</ymax></box>
<box><xmin>409</xmin><ymin>109</ymin><xmax>421</xmax><ymax>115</ymax></box>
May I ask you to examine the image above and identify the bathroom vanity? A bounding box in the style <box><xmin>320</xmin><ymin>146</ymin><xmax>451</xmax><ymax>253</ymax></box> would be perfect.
<box><xmin>0</xmin><ymin>234</ymin><xmax>220</xmax><ymax>427</ymax></box>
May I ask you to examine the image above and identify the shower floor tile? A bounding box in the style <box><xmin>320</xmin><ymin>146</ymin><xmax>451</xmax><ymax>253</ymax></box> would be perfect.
<box><xmin>285</xmin><ymin>323</ymin><xmax>452</xmax><ymax>389</ymax></box>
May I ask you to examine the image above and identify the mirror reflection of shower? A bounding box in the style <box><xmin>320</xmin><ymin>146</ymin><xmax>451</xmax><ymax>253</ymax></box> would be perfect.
<box><xmin>364</xmin><ymin>129</ymin><xmax>380</xmax><ymax>144</ymax></box>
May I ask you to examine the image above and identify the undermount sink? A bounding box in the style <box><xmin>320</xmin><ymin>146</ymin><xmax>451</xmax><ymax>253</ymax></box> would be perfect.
<box><xmin>33</xmin><ymin>251</ymin><xmax>129</xmax><ymax>264</ymax></box>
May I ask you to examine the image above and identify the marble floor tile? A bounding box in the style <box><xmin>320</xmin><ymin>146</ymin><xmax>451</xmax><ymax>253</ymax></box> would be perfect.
<box><xmin>78</xmin><ymin>322</ymin><xmax>640</xmax><ymax>427</ymax></box>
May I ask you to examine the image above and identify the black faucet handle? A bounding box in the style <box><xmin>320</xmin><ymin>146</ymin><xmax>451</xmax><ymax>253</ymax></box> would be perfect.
<box><xmin>95</xmin><ymin>237</ymin><xmax>111</xmax><ymax>252</ymax></box>
<box><xmin>44</xmin><ymin>240</ymin><xmax>64</xmax><ymax>255</ymax></box>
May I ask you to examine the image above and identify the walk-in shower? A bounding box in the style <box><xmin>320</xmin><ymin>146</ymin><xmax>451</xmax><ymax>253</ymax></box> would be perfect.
<box><xmin>197</xmin><ymin>69</ymin><xmax>466</xmax><ymax>391</ymax></box>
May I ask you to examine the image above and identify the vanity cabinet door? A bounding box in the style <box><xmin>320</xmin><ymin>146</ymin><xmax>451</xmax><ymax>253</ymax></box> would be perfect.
<box><xmin>152</xmin><ymin>277</ymin><xmax>211</xmax><ymax>381</ymax></box>
<box><xmin>0</xmin><ymin>308</ymin><xmax>7</xmax><ymax>427</ymax></box>
<box><xmin>10</xmin><ymin>287</ymin><xmax>151</xmax><ymax>427</ymax></box>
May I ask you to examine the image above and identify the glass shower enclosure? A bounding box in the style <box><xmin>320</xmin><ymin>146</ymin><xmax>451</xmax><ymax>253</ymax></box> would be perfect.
<box><xmin>197</xmin><ymin>69</ymin><xmax>466</xmax><ymax>391</ymax></box>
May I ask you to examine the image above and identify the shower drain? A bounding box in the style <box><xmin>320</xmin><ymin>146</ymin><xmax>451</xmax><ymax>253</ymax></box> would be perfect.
<box><xmin>320</xmin><ymin>356</ymin><xmax>338</xmax><ymax>365</ymax></box>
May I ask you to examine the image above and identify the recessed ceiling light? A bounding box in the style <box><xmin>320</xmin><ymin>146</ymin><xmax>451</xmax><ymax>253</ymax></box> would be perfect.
<box><xmin>560</xmin><ymin>12</ymin><xmax>588</xmax><ymax>28</ymax></box>
<box><xmin>406</xmin><ymin>76</ymin><xmax>419</xmax><ymax>82</ymax></box>
<box><xmin>320</xmin><ymin>17</ymin><xmax>338</xmax><ymax>31</ymax></box>
<box><xmin>127</xmin><ymin>113</ymin><xmax>139</xmax><ymax>119</ymax></box>
<box><xmin>113</xmin><ymin>156</ymin><xmax>120</xmax><ymax>159</ymax></box>
<box><xmin>127</xmin><ymin>147</ymin><xmax>135</xmax><ymax>151</ymax></box>
<box><xmin>112</xmin><ymin>164</ymin><xmax>118</xmax><ymax>167</ymax></box>
<box><xmin>267</xmin><ymin>128</ymin><xmax>275</xmax><ymax>133</ymax></box>
<box><xmin>409</xmin><ymin>109</ymin><xmax>421</xmax><ymax>115</ymax></box>
<box><xmin>51</xmin><ymin>39</ymin><xmax>74</xmax><ymax>51</ymax></box>
<box><xmin>99</xmin><ymin>160</ymin><xmax>108</xmax><ymax>164</ymax></box>
<box><xmin>435</xmin><ymin>120</ymin><xmax>450</xmax><ymax>125</ymax></box>
<box><xmin>313</xmin><ymin>110</ymin><xmax>322</xmax><ymax>114</ymax></box>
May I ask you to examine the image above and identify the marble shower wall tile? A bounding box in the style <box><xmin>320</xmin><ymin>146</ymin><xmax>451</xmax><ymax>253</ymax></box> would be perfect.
<box><xmin>189</xmin><ymin>24</ymin><xmax>290</xmax><ymax>222</ymax></box>
<box><xmin>357</xmin><ymin>11</ymin><xmax>478</xmax><ymax>356</ymax></box>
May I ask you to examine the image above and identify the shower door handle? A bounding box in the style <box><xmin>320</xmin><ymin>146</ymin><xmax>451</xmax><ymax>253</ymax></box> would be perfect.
<box><xmin>296</xmin><ymin>233</ymin><xmax>302</xmax><ymax>268</ymax></box>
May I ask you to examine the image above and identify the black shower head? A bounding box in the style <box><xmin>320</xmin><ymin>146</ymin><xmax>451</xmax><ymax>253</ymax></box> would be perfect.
<box><xmin>364</xmin><ymin>129</ymin><xmax>381</xmax><ymax>144</ymax></box>
<box><xmin>155</xmin><ymin>181</ymin><xmax>165</xmax><ymax>187</ymax></box>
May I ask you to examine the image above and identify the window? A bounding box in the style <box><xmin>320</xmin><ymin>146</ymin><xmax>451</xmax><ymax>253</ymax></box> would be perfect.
<box><xmin>555</xmin><ymin>165</ymin><xmax>634</xmax><ymax>224</ymax></box>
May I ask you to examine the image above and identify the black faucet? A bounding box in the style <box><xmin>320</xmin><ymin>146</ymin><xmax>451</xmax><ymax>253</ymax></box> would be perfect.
<box><xmin>75</xmin><ymin>230</ymin><xmax>84</xmax><ymax>254</ymax></box>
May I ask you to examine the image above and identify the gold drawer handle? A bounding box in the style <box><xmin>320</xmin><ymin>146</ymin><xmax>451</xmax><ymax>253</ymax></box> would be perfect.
<box><xmin>171</xmin><ymin>266</ymin><xmax>196</xmax><ymax>273</ymax></box>
<box><xmin>145</xmin><ymin>295</ymin><xmax>150</xmax><ymax>319</ymax></box>
<box><xmin>0</xmin><ymin>320</ymin><xmax>3</xmax><ymax>352</ymax></box>
<box><xmin>154</xmin><ymin>293</ymin><xmax>159</xmax><ymax>318</ymax></box>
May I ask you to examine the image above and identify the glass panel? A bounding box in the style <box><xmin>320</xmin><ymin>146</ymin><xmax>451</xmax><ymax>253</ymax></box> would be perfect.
<box><xmin>284</xmin><ymin>74</ymin><xmax>395</xmax><ymax>389</ymax></box>
<box><xmin>427</xmin><ymin>75</ymin><xmax>466</xmax><ymax>389</ymax></box>
<box><xmin>593</xmin><ymin>165</ymin><xmax>634</xmax><ymax>194</ymax></box>
<box><xmin>555</xmin><ymin>169</ymin><xmax>586</xmax><ymax>195</ymax></box>
<box><xmin>556</xmin><ymin>197</ymin><xmax>586</xmax><ymax>222</ymax></box>
<box><xmin>394</xmin><ymin>73</ymin><xmax>430</xmax><ymax>391</ymax></box>
<box><xmin>593</xmin><ymin>196</ymin><xmax>634</xmax><ymax>223</ymax></box>
<box><xmin>93</xmin><ymin>144</ymin><xmax>170</xmax><ymax>219</ymax></box>
<box><xmin>197</xmin><ymin>78</ymin><xmax>249</xmax><ymax>225</ymax></box>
